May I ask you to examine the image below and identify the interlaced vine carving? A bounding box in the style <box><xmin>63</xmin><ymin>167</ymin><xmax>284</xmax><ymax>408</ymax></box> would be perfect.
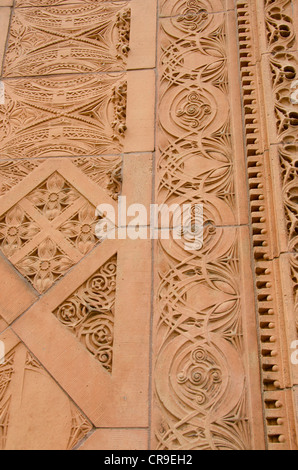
<box><xmin>54</xmin><ymin>255</ymin><xmax>117</xmax><ymax>373</ymax></box>
<box><xmin>154</xmin><ymin>0</ymin><xmax>251</xmax><ymax>450</ymax></box>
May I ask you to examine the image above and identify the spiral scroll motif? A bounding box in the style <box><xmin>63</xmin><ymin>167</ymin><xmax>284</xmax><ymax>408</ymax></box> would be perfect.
<box><xmin>154</xmin><ymin>0</ymin><xmax>251</xmax><ymax>450</ymax></box>
<box><xmin>54</xmin><ymin>255</ymin><xmax>117</xmax><ymax>373</ymax></box>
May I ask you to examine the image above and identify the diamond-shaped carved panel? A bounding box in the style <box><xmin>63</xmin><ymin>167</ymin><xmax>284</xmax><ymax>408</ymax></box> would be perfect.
<box><xmin>0</xmin><ymin>171</ymin><xmax>101</xmax><ymax>294</ymax></box>
<box><xmin>3</xmin><ymin>3</ymin><xmax>131</xmax><ymax>77</ymax></box>
<box><xmin>27</xmin><ymin>172</ymin><xmax>80</xmax><ymax>221</ymax></box>
<box><xmin>53</xmin><ymin>255</ymin><xmax>117</xmax><ymax>373</ymax></box>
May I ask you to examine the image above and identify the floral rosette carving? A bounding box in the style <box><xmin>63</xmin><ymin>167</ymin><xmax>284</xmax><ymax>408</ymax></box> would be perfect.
<box><xmin>0</xmin><ymin>206</ymin><xmax>40</xmax><ymax>258</ymax></box>
<box><xmin>17</xmin><ymin>238</ymin><xmax>74</xmax><ymax>294</ymax></box>
<box><xmin>27</xmin><ymin>173</ymin><xmax>80</xmax><ymax>221</ymax></box>
<box><xmin>59</xmin><ymin>203</ymin><xmax>99</xmax><ymax>255</ymax></box>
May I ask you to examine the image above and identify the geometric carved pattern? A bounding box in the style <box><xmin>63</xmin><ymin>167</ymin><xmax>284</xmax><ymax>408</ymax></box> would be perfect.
<box><xmin>0</xmin><ymin>156</ymin><xmax>123</xmax><ymax>200</ymax></box>
<box><xmin>0</xmin><ymin>0</ymin><xmax>132</xmax><ymax>451</ymax></box>
<box><xmin>0</xmin><ymin>344</ymin><xmax>92</xmax><ymax>450</ymax></box>
<box><xmin>4</xmin><ymin>0</ymin><xmax>298</xmax><ymax>452</ymax></box>
<box><xmin>3</xmin><ymin>4</ymin><xmax>131</xmax><ymax>77</ymax></box>
<box><xmin>0</xmin><ymin>74</ymin><xmax>127</xmax><ymax>159</ymax></box>
<box><xmin>0</xmin><ymin>172</ymin><xmax>100</xmax><ymax>293</ymax></box>
<box><xmin>67</xmin><ymin>403</ymin><xmax>93</xmax><ymax>451</ymax></box>
<box><xmin>154</xmin><ymin>0</ymin><xmax>252</xmax><ymax>450</ymax></box>
<box><xmin>54</xmin><ymin>255</ymin><xmax>117</xmax><ymax>374</ymax></box>
<box><xmin>235</xmin><ymin>0</ymin><xmax>292</xmax><ymax>450</ymax></box>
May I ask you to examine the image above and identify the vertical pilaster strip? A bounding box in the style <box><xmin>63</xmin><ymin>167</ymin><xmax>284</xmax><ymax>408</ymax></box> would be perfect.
<box><xmin>235</xmin><ymin>0</ymin><xmax>298</xmax><ymax>450</ymax></box>
<box><xmin>152</xmin><ymin>0</ymin><xmax>265</xmax><ymax>450</ymax></box>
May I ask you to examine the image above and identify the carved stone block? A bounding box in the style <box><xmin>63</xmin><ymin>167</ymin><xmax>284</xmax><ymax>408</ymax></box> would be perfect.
<box><xmin>0</xmin><ymin>329</ymin><xmax>92</xmax><ymax>450</ymax></box>
<box><xmin>3</xmin><ymin>3</ymin><xmax>132</xmax><ymax>77</ymax></box>
<box><xmin>0</xmin><ymin>158</ymin><xmax>120</xmax><ymax>294</ymax></box>
<box><xmin>0</xmin><ymin>74</ymin><xmax>127</xmax><ymax>159</ymax></box>
<box><xmin>0</xmin><ymin>0</ymin><xmax>297</xmax><ymax>451</ymax></box>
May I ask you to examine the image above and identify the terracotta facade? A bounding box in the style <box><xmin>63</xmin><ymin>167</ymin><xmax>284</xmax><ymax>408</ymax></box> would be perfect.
<box><xmin>0</xmin><ymin>0</ymin><xmax>297</xmax><ymax>450</ymax></box>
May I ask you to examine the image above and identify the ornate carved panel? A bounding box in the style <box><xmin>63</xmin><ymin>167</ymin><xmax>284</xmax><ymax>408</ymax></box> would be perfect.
<box><xmin>15</xmin><ymin>0</ymin><xmax>126</xmax><ymax>6</ymax></box>
<box><xmin>0</xmin><ymin>173</ymin><xmax>96</xmax><ymax>293</ymax></box>
<box><xmin>0</xmin><ymin>0</ymin><xmax>154</xmax><ymax>451</ymax></box>
<box><xmin>153</xmin><ymin>0</ymin><xmax>264</xmax><ymax>451</ymax></box>
<box><xmin>54</xmin><ymin>255</ymin><xmax>117</xmax><ymax>373</ymax></box>
<box><xmin>0</xmin><ymin>74</ymin><xmax>127</xmax><ymax>159</ymax></box>
<box><xmin>3</xmin><ymin>3</ymin><xmax>131</xmax><ymax>77</ymax></box>
<box><xmin>0</xmin><ymin>158</ymin><xmax>120</xmax><ymax>294</ymax></box>
<box><xmin>1</xmin><ymin>0</ymin><xmax>297</xmax><ymax>451</ymax></box>
<box><xmin>264</xmin><ymin>0</ymin><xmax>298</xmax><ymax>254</ymax></box>
<box><xmin>0</xmin><ymin>156</ymin><xmax>122</xmax><ymax>199</ymax></box>
<box><xmin>0</xmin><ymin>161</ymin><xmax>43</xmax><ymax>196</ymax></box>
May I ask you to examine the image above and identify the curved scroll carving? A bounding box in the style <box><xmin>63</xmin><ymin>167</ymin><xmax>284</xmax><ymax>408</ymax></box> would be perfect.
<box><xmin>154</xmin><ymin>1</ymin><xmax>251</xmax><ymax>450</ymax></box>
<box><xmin>54</xmin><ymin>255</ymin><xmax>117</xmax><ymax>373</ymax></box>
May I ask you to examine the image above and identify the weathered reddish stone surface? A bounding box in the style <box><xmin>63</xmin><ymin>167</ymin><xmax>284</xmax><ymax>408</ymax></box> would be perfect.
<box><xmin>79</xmin><ymin>429</ymin><xmax>148</xmax><ymax>451</ymax></box>
<box><xmin>0</xmin><ymin>329</ymin><xmax>93</xmax><ymax>450</ymax></box>
<box><xmin>0</xmin><ymin>0</ymin><xmax>297</xmax><ymax>451</ymax></box>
